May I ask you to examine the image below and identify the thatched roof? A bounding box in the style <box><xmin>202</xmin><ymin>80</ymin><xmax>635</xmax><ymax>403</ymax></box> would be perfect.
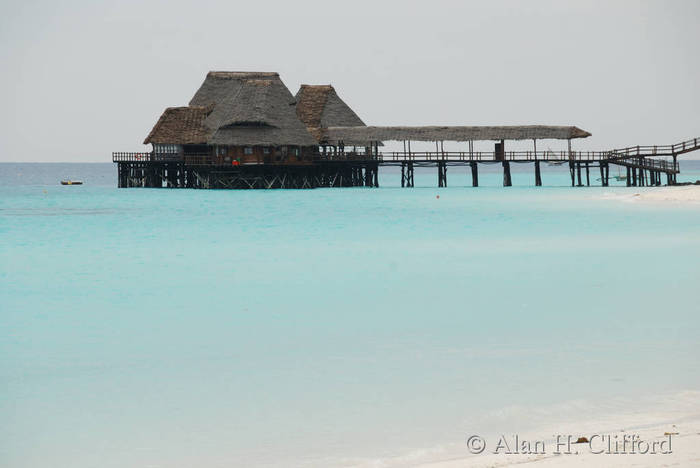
<box><xmin>321</xmin><ymin>125</ymin><xmax>592</xmax><ymax>144</ymax></box>
<box><xmin>206</xmin><ymin>77</ymin><xmax>317</xmax><ymax>146</ymax></box>
<box><xmin>295</xmin><ymin>85</ymin><xmax>365</xmax><ymax>142</ymax></box>
<box><xmin>145</xmin><ymin>71</ymin><xmax>317</xmax><ymax>147</ymax></box>
<box><xmin>189</xmin><ymin>71</ymin><xmax>280</xmax><ymax>107</ymax></box>
<box><xmin>143</xmin><ymin>105</ymin><xmax>213</xmax><ymax>144</ymax></box>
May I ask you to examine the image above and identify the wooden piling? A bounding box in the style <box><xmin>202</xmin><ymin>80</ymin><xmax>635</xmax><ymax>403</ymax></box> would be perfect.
<box><xmin>503</xmin><ymin>161</ymin><xmax>512</xmax><ymax>187</ymax></box>
<box><xmin>470</xmin><ymin>161</ymin><xmax>479</xmax><ymax>187</ymax></box>
<box><xmin>569</xmin><ymin>162</ymin><xmax>576</xmax><ymax>187</ymax></box>
<box><xmin>626</xmin><ymin>166</ymin><xmax>631</xmax><ymax>186</ymax></box>
<box><xmin>437</xmin><ymin>161</ymin><xmax>447</xmax><ymax>187</ymax></box>
<box><xmin>575</xmin><ymin>163</ymin><xmax>582</xmax><ymax>186</ymax></box>
<box><xmin>600</xmin><ymin>163</ymin><xmax>609</xmax><ymax>187</ymax></box>
<box><xmin>534</xmin><ymin>161</ymin><xmax>542</xmax><ymax>186</ymax></box>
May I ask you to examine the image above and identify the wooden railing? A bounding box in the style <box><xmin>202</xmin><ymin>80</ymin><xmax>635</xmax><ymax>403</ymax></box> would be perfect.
<box><xmin>113</xmin><ymin>136</ymin><xmax>698</xmax><ymax>169</ymax></box>
<box><xmin>113</xmin><ymin>152</ymin><xmax>153</xmax><ymax>162</ymax></box>
<box><xmin>376</xmin><ymin>150</ymin><xmax>623</xmax><ymax>162</ymax></box>
<box><xmin>112</xmin><ymin>152</ymin><xmax>208</xmax><ymax>163</ymax></box>
<box><xmin>607</xmin><ymin>137</ymin><xmax>699</xmax><ymax>158</ymax></box>
<box><xmin>608</xmin><ymin>157</ymin><xmax>679</xmax><ymax>173</ymax></box>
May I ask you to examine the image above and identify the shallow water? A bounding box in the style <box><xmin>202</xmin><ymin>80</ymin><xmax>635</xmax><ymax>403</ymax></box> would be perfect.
<box><xmin>1</xmin><ymin>162</ymin><xmax>700</xmax><ymax>467</ymax></box>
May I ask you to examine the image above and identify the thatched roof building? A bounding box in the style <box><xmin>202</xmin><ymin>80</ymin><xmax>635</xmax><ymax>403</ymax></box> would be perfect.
<box><xmin>143</xmin><ymin>105</ymin><xmax>213</xmax><ymax>145</ymax></box>
<box><xmin>321</xmin><ymin>125</ymin><xmax>591</xmax><ymax>145</ymax></box>
<box><xmin>142</xmin><ymin>71</ymin><xmax>591</xmax><ymax>153</ymax></box>
<box><xmin>145</xmin><ymin>71</ymin><xmax>316</xmax><ymax>147</ymax></box>
<box><xmin>295</xmin><ymin>85</ymin><xmax>365</xmax><ymax>143</ymax></box>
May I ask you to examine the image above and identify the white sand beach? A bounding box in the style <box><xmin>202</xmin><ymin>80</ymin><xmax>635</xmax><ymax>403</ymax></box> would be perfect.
<box><xmin>599</xmin><ymin>185</ymin><xmax>700</xmax><ymax>204</ymax></box>
<box><xmin>359</xmin><ymin>391</ymin><xmax>700</xmax><ymax>468</ymax></box>
<box><xmin>418</xmin><ymin>420</ymin><xmax>700</xmax><ymax>467</ymax></box>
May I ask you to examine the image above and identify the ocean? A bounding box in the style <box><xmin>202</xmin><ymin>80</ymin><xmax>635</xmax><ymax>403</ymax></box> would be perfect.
<box><xmin>1</xmin><ymin>161</ymin><xmax>700</xmax><ymax>467</ymax></box>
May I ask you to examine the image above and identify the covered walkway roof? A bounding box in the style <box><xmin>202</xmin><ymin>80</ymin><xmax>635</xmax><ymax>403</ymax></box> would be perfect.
<box><xmin>321</xmin><ymin>125</ymin><xmax>591</xmax><ymax>145</ymax></box>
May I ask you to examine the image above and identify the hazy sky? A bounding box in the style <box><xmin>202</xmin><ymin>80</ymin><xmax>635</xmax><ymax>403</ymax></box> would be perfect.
<box><xmin>1</xmin><ymin>0</ymin><xmax>698</xmax><ymax>161</ymax></box>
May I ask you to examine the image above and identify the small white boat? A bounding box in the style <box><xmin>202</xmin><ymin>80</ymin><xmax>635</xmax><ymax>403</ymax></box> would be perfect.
<box><xmin>547</xmin><ymin>161</ymin><xmax>565</xmax><ymax>166</ymax></box>
<box><xmin>60</xmin><ymin>180</ymin><xmax>83</xmax><ymax>185</ymax></box>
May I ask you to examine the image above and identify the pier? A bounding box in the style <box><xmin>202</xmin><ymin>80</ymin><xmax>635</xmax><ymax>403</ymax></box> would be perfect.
<box><xmin>112</xmin><ymin>71</ymin><xmax>699</xmax><ymax>189</ymax></box>
<box><xmin>113</xmin><ymin>136</ymin><xmax>697</xmax><ymax>189</ymax></box>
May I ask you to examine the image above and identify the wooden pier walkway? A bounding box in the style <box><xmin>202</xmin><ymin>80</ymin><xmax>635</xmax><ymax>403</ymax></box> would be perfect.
<box><xmin>112</xmin><ymin>137</ymin><xmax>699</xmax><ymax>189</ymax></box>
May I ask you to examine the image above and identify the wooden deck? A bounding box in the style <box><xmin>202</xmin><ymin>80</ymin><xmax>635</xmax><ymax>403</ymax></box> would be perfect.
<box><xmin>112</xmin><ymin>137</ymin><xmax>699</xmax><ymax>189</ymax></box>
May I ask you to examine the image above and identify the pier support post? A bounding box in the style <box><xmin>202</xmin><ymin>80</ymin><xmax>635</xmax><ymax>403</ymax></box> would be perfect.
<box><xmin>603</xmin><ymin>163</ymin><xmax>610</xmax><ymax>187</ymax></box>
<box><xmin>534</xmin><ymin>161</ymin><xmax>542</xmax><ymax>186</ymax></box>
<box><xmin>373</xmin><ymin>164</ymin><xmax>379</xmax><ymax>187</ymax></box>
<box><xmin>599</xmin><ymin>164</ymin><xmax>605</xmax><ymax>187</ymax></box>
<box><xmin>569</xmin><ymin>162</ymin><xmax>575</xmax><ymax>187</ymax></box>
<box><xmin>585</xmin><ymin>162</ymin><xmax>590</xmax><ymax>186</ymax></box>
<box><xmin>576</xmin><ymin>163</ymin><xmax>583</xmax><ymax>187</ymax></box>
<box><xmin>401</xmin><ymin>162</ymin><xmax>414</xmax><ymax>188</ymax></box>
<box><xmin>470</xmin><ymin>161</ymin><xmax>479</xmax><ymax>187</ymax></box>
<box><xmin>438</xmin><ymin>161</ymin><xmax>447</xmax><ymax>187</ymax></box>
<box><xmin>502</xmin><ymin>161</ymin><xmax>512</xmax><ymax>187</ymax></box>
<box><xmin>626</xmin><ymin>166</ymin><xmax>631</xmax><ymax>186</ymax></box>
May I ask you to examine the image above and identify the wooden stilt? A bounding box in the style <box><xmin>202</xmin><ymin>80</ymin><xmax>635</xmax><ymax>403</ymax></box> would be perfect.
<box><xmin>576</xmin><ymin>163</ymin><xmax>583</xmax><ymax>186</ymax></box>
<box><xmin>470</xmin><ymin>161</ymin><xmax>478</xmax><ymax>187</ymax></box>
<box><xmin>603</xmin><ymin>163</ymin><xmax>610</xmax><ymax>187</ymax></box>
<box><xmin>585</xmin><ymin>162</ymin><xmax>590</xmax><ymax>186</ymax></box>
<box><xmin>437</xmin><ymin>161</ymin><xmax>447</xmax><ymax>187</ymax></box>
<box><xmin>569</xmin><ymin>161</ymin><xmax>576</xmax><ymax>187</ymax></box>
<box><xmin>534</xmin><ymin>160</ymin><xmax>542</xmax><ymax>186</ymax></box>
<box><xmin>503</xmin><ymin>161</ymin><xmax>512</xmax><ymax>187</ymax></box>
<box><xmin>626</xmin><ymin>166</ymin><xmax>631</xmax><ymax>186</ymax></box>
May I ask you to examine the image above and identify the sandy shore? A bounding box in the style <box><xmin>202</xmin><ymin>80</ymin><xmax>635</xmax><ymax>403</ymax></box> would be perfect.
<box><xmin>599</xmin><ymin>185</ymin><xmax>700</xmax><ymax>203</ymax></box>
<box><xmin>417</xmin><ymin>419</ymin><xmax>700</xmax><ymax>467</ymax></box>
<box><xmin>358</xmin><ymin>391</ymin><xmax>700</xmax><ymax>468</ymax></box>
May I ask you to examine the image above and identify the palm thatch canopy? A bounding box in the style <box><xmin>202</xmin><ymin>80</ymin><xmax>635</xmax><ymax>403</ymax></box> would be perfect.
<box><xmin>322</xmin><ymin>125</ymin><xmax>592</xmax><ymax>145</ymax></box>
<box><xmin>145</xmin><ymin>71</ymin><xmax>317</xmax><ymax>147</ymax></box>
<box><xmin>295</xmin><ymin>85</ymin><xmax>365</xmax><ymax>142</ymax></box>
<box><xmin>204</xmin><ymin>77</ymin><xmax>317</xmax><ymax>146</ymax></box>
<box><xmin>144</xmin><ymin>105</ymin><xmax>213</xmax><ymax>144</ymax></box>
<box><xmin>189</xmin><ymin>71</ymin><xmax>280</xmax><ymax>107</ymax></box>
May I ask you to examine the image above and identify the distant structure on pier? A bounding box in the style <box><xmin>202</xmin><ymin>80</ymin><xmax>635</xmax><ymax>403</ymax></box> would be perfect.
<box><xmin>295</xmin><ymin>84</ymin><xmax>366</xmax><ymax>143</ymax></box>
<box><xmin>113</xmin><ymin>71</ymin><xmax>694</xmax><ymax>189</ymax></box>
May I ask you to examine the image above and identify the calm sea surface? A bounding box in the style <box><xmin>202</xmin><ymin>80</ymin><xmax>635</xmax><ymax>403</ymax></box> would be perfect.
<box><xmin>2</xmin><ymin>162</ymin><xmax>700</xmax><ymax>467</ymax></box>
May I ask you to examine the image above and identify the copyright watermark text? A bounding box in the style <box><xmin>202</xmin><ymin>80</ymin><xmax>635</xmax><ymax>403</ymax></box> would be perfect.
<box><xmin>466</xmin><ymin>434</ymin><xmax>673</xmax><ymax>455</ymax></box>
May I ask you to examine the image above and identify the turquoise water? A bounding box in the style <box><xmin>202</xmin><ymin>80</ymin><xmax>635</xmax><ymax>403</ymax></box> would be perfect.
<box><xmin>1</xmin><ymin>163</ymin><xmax>700</xmax><ymax>467</ymax></box>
